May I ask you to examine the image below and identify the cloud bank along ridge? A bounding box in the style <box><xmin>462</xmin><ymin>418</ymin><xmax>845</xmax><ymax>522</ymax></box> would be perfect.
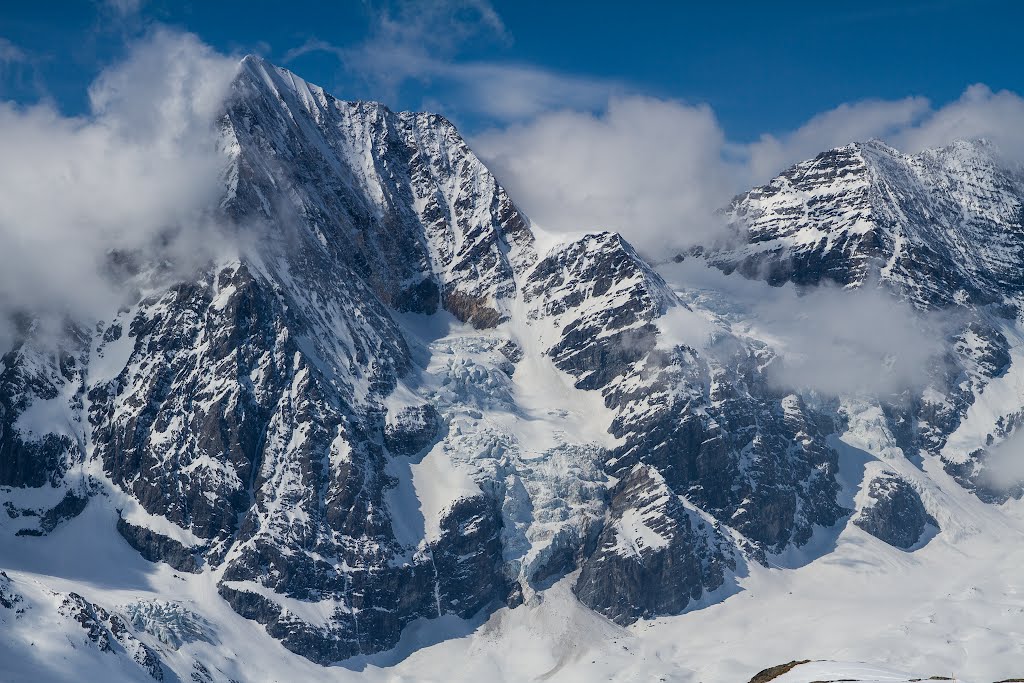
<box><xmin>1</xmin><ymin>21</ymin><xmax>1020</xmax><ymax>407</ymax></box>
<box><xmin>0</xmin><ymin>29</ymin><xmax>238</xmax><ymax>351</ymax></box>
<box><xmin>657</xmin><ymin>259</ymin><xmax>953</xmax><ymax>398</ymax></box>
<box><xmin>473</xmin><ymin>85</ymin><xmax>1024</xmax><ymax>257</ymax></box>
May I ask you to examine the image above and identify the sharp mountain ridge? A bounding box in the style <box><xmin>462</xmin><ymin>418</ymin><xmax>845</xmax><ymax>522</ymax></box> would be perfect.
<box><xmin>2</xmin><ymin>55</ymin><xmax>1024</xmax><ymax>681</ymax></box>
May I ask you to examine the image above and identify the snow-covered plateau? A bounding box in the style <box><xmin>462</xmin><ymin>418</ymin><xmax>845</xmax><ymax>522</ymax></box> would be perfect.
<box><xmin>2</xmin><ymin>55</ymin><xmax>1024</xmax><ymax>683</ymax></box>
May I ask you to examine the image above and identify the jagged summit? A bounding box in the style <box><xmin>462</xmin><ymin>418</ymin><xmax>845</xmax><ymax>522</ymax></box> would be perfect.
<box><xmin>235</xmin><ymin>53</ymin><xmax>456</xmax><ymax>129</ymax></box>
<box><xmin>224</xmin><ymin>54</ymin><xmax>536</xmax><ymax>329</ymax></box>
<box><xmin>712</xmin><ymin>136</ymin><xmax>1024</xmax><ymax>310</ymax></box>
<box><xmin>3</xmin><ymin>56</ymin><xmax>1024</xmax><ymax>682</ymax></box>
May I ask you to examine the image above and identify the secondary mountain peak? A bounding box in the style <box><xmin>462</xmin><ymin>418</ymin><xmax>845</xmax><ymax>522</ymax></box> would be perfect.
<box><xmin>713</xmin><ymin>136</ymin><xmax>1024</xmax><ymax>310</ymax></box>
<box><xmin>4</xmin><ymin>54</ymin><xmax>1024</xmax><ymax>683</ymax></box>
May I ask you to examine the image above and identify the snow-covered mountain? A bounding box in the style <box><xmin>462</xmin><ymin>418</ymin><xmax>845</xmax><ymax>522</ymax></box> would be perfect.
<box><xmin>712</xmin><ymin>139</ymin><xmax>1024</xmax><ymax>502</ymax></box>
<box><xmin>2</xmin><ymin>56</ymin><xmax>1024</xmax><ymax>683</ymax></box>
<box><xmin>715</xmin><ymin>138</ymin><xmax>1024</xmax><ymax>310</ymax></box>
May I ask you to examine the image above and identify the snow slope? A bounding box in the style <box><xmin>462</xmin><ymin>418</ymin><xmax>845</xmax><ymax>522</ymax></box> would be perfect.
<box><xmin>4</xmin><ymin>55</ymin><xmax>1024</xmax><ymax>683</ymax></box>
<box><xmin>4</xmin><ymin>461</ymin><xmax>1024</xmax><ymax>682</ymax></box>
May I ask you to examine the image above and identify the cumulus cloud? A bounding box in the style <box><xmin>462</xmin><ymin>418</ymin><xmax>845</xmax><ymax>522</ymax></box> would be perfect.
<box><xmin>745</xmin><ymin>84</ymin><xmax>1024</xmax><ymax>178</ymax></box>
<box><xmin>659</xmin><ymin>260</ymin><xmax>949</xmax><ymax>397</ymax></box>
<box><xmin>741</xmin><ymin>96</ymin><xmax>931</xmax><ymax>184</ymax></box>
<box><xmin>280</xmin><ymin>4</ymin><xmax>1024</xmax><ymax>261</ymax></box>
<box><xmin>753</xmin><ymin>285</ymin><xmax>947</xmax><ymax>397</ymax></box>
<box><xmin>977</xmin><ymin>428</ymin><xmax>1024</xmax><ymax>495</ymax></box>
<box><xmin>474</xmin><ymin>97</ymin><xmax>733</xmax><ymax>256</ymax></box>
<box><xmin>892</xmin><ymin>84</ymin><xmax>1024</xmax><ymax>161</ymax></box>
<box><xmin>473</xmin><ymin>84</ymin><xmax>1024</xmax><ymax>259</ymax></box>
<box><xmin>0</xmin><ymin>29</ymin><xmax>238</xmax><ymax>351</ymax></box>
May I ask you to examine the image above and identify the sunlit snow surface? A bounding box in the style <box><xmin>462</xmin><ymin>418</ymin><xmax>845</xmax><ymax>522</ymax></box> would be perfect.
<box><xmin>5</xmin><ymin>72</ymin><xmax>1024</xmax><ymax>679</ymax></box>
<box><xmin>3</xmin><ymin>439</ymin><xmax>1023</xmax><ymax>682</ymax></box>
<box><xmin>4</xmin><ymin>263</ymin><xmax>1024</xmax><ymax>682</ymax></box>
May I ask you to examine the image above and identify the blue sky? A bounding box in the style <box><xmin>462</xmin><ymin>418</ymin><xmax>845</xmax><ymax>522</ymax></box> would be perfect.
<box><xmin>2</xmin><ymin>0</ymin><xmax>1022</xmax><ymax>140</ymax></box>
<box><xmin>3</xmin><ymin>0</ymin><xmax>1024</xmax><ymax>258</ymax></box>
<box><xmin>1</xmin><ymin>0</ymin><xmax>1023</xmax><ymax>342</ymax></box>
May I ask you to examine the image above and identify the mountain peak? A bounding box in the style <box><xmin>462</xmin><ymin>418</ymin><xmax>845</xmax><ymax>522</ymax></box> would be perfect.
<box><xmin>222</xmin><ymin>55</ymin><xmax>535</xmax><ymax>328</ymax></box>
<box><xmin>715</xmin><ymin>134</ymin><xmax>1024</xmax><ymax>308</ymax></box>
<box><xmin>234</xmin><ymin>52</ymin><xmax>340</xmax><ymax>112</ymax></box>
<box><xmin>859</xmin><ymin>137</ymin><xmax>901</xmax><ymax>154</ymax></box>
<box><xmin>8</xmin><ymin>48</ymin><xmax>1024</xmax><ymax>683</ymax></box>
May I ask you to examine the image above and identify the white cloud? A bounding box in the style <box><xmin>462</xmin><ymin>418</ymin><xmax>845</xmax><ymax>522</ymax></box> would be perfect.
<box><xmin>3</xmin><ymin>8</ymin><xmax>1021</xmax><ymax>395</ymax></box>
<box><xmin>754</xmin><ymin>285</ymin><xmax>947</xmax><ymax>397</ymax></box>
<box><xmin>103</xmin><ymin>0</ymin><xmax>144</xmax><ymax>18</ymax></box>
<box><xmin>474</xmin><ymin>97</ymin><xmax>731</xmax><ymax>256</ymax></box>
<box><xmin>473</xmin><ymin>84</ymin><xmax>1024</xmax><ymax>259</ymax></box>
<box><xmin>282</xmin><ymin>37</ymin><xmax>345</xmax><ymax>64</ymax></box>
<box><xmin>892</xmin><ymin>84</ymin><xmax>1024</xmax><ymax>161</ymax></box>
<box><xmin>88</xmin><ymin>29</ymin><xmax>236</xmax><ymax>145</ymax></box>
<box><xmin>659</xmin><ymin>260</ymin><xmax>949</xmax><ymax>397</ymax></box>
<box><xmin>978</xmin><ymin>428</ymin><xmax>1024</xmax><ymax>495</ymax></box>
<box><xmin>278</xmin><ymin>4</ymin><xmax>1024</xmax><ymax>260</ymax></box>
<box><xmin>407</xmin><ymin>59</ymin><xmax>616</xmax><ymax>121</ymax></box>
<box><xmin>0</xmin><ymin>38</ymin><xmax>27</xmax><ymax>65</ymax></box>
<box><xmin>741</xmin><ymin>96</ymin><xmax>931</xmax><ymax>184</ymax></box>
<box><xmin>0</xmin><ymin>29</ymin><xmax>238</xmax><ymax>350</ymax></box>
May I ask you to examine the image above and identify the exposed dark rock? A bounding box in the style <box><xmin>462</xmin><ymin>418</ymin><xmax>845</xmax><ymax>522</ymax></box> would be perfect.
<box><xmin>91</xmin><ymin>265</ymin><xmax>289</xmax><ymax>542</ymax></box>
<box><xmin>117</xmin><ymin>517</ymin><xmax>203</xmax><ymax>573</ymax></box>
<box><xmin>7</xmin><ymin>55</ymin><xmax>1024</xmax><ymax>674</ymax></box>
<box><xmin>432</xmin><ymin>495</ymin><xmax>514</xmax><ymax>616</ymax></box>
<box><xmin>108</xmin><ymin>613</ymin><xmax>166</xmax><ymax>680</ymax></box>
<box><xmin>0</xmin><ymin>571</ymin><xmax>22</xmax><ymax>610</ymax></box>
<box><xmin>524</xmin><ymin>231</ymin><xmax>672</xmax><ymax>391</ymax></box>
<box><xmin>854</xmin><ymin>471</ymin><xmax>937</xmax><ymax>549</ymax></box>
<box><xmin>191</xmin><ymin>661</ymin><xmax>213</xmax><ymax>683</ymax></box>
<box><xmin>0</xmin><ymin>324</ymin><xmax>87</xmax><ymax>489</ymax></box>
<box><xmin>60</xmin><ymin>593</ymin><xmax>115</xmax><ymax>652</ymax></box>
<box><xmin>747</xmin><ymin>660</ymin><xmax>812</xmax><ymax>683</ymax></box>
<box><xmin>443</xmin><ymin>288</ymin><xmax>504</xmax><ymax>329</ymax></box>
<box><xmin>603</xmin><ymin>346</ymin><xmax>846</xmax><ymax>553</ymax></box>
<box><xmin>575</xmin><ymin>465</ymin><xmax>734</xmax><ymax>625</ymax></box>
<box><xmin>943</xmin><ymin>451</ymin><xmax>1024</xmax><ymax>505</ymax></box>
<box><xmin>710</xmin><ymin>137</ymin><xmax>1024</xmax><ymax>515</ymax></box>
<box><xmin>393</xmin><ymin>277</ymin><xmax>440</xmax><ymax>315</ymax></box>
<box><xmin>0</xmin><ymin>432</ymin><xmax>77</xmax><ymax>489</ymax></box>
<box><xmin>497</xmin><ymin>339</ymin><xmax>523</xmax><ymax>365</ymax></box>
<box><xmin>519</xmin><ymin>230</ymin><xmax>845</xmax><ymax>626</ymax></box>
<box><xmin>529</xmin><ymin>528</ymin><xmax>580</xmax><ymax>588</ymax></box>
<box><xmin>217</xmin><ymin>492</ymin><xmax>512</xmax><ymax>663</ymax></box>
<box><xmin>954</xmin><ymin>320</ymin><xmax>1011</xmax><ymax>378</ymax></box>
<box><xmin>714</xmin><ymin>140</ymin><xmax>1024</xmax><ymax>311</ymax></box>
<box><xmin>384</xmin><ymin>404</ymin><xmax>440</xmax><ymax>456</ymax></box>
<box><xmin>38</xmin><ymin>489</ymin><xmax>88</xmax><ymax>533</ymax></box>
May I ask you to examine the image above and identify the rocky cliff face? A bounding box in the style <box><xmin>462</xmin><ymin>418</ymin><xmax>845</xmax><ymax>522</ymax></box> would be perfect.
<box><xmin>223</xmin><ymin>55</ymin><xmax>534</xmax><ymax>329</ymax></box>
<box><xmin>3</xmin><ymin>55</ymin><xmax>535</xmax><ymax>663</ymax></box>
<box><xmin>854</xmin><ymin>470</ymin><xmax>937</xmax><ymax>549</ymax></box>
<box><xmin>574</xmin><ymin>464</ymin><xmax>735</xmax><ymax>624</ymax></box>
<box><xmin>712</xmin><ymin>138</ymin><xmax>1024</xmax><ymax>505</ymax></box>
<box><xmin>716</xmin><ymin>139</ymin><xmax>1024</xmax><ymax>311</ymax></box>
<box><xmin>2</xmin><ymin>54</ymin><xmax>1024</xmax><ymax>673</ymax></box>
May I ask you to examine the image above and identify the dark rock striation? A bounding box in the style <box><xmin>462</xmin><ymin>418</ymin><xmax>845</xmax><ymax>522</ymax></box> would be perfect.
<box><xmin>854</xmin><ymin>471</ymin><xmax>937</xmax><ymax>549</ymax></box>
<box><xmin>3</xmin><ymin>53</ymin><xmax>1024</xmax><ymax>672</ymax></box>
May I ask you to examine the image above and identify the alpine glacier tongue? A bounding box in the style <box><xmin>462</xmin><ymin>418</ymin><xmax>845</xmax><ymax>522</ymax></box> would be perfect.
<box><xmin>3</xmin><ymin>53</ymin><xmax>1024</xmax><ymax>682</ymax></box>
